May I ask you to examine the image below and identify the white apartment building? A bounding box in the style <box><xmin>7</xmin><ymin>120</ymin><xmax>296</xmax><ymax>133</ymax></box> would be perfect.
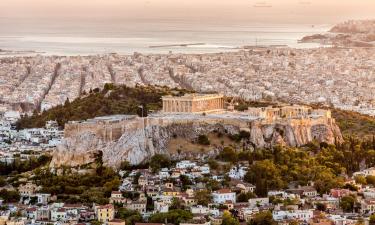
<box><xmin>272</xmin><ymin>209</ymin><xmax>314</xmax><ymax>222</ymax></box>
<box><xmin>191</xmin><ymin>205</ymin><xmax>209</xmax><ymax>215</ymax></box>
<box><xmin>176</xmin><ymin>160</ymin><xmax>197</xmax><ymax>169</ymax></box>
<box><xmin>212</xmin><ymin>189</ymin><xmax>236</xmax><ymax>204</ymax></box>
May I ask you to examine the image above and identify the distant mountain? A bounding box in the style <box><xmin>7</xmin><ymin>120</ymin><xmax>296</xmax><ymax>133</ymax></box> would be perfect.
<box><xmin>330</xmin><ymin>20</ymin><xmax>375</xmax><ymax>34</ymax></box>
<box><xmin>300</xmin><ymin>19</ymin><xmax>375</xmax><ymax>47</ymax></box>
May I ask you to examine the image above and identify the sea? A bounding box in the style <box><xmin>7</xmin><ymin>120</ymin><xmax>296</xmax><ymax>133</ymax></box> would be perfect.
<box><xmin>0</xmin><ymin>18</ymin><xmax>331</xmax><ymax>56</ymax></box>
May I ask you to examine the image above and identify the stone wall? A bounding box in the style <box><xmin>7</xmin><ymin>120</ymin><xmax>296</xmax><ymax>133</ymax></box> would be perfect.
<box><xmin>50</xmin><ymin>113</ymin><xmax>343</xmax><ymax>169</ymax></box>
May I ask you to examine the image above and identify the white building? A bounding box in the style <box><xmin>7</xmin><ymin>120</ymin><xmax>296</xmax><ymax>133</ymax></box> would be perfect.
<box><xmin>361</xmin><ymin>199</ymin><xmax>375</xmax><ymax>214</ymax></box>
<box><xmin>154</xmin><ymin>200</ymin><xmax>169</xmax><ymax>213</ymax></box>
<box><xmin>353</xmin><ymin>167</ymin><xmax>375</xmax><ymax>178</ymax></box>
<box><xmin>272</xmin><ymin>209</ymin><xmax>314</xmax><ymax>222</ymax></box>
<box><xmin>362</xmin><ymin>188</ymin><xmax>375</xmax><ymax>199</ymax></box>
<box><xmin>228</xmin><ymin>166</ymin><xmax>247</xmax><ymax>180</ymax></box>
<box><xmin>51</xmin><ymin>208</ymin><xmax>67</xmax><ymax>222</ymax></box>
<box><xmin>36</xmin><ymin>193</ymin><xmax>51</xmax><ymax>205</ymax></box>
<box><xmin>212</xmin><ymin>189</ymin><xmax>236</xmax><ymax>204</ymax></box>
<box><xmin>199</xmin><ymin>165</ymin><xmax>210</xmax><ymax>174</ymax></box>
<box><xmin>159</xmin><ymin>168</ymin><xmax>170</xmax><ymax>179</ymax></box>
<box><xmin>176</xmin><ymin>160</ymin><xmax>197</xmax><ymax>169</ymax></box>
<box><xmin>191</xmin><ymin>205</ymin><xmax>209</xmax><ymax>215</ymax></box>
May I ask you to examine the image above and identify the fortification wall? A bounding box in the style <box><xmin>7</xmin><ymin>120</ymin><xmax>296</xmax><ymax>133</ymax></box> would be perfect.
<box><xmin>65</xmin><ymin>115</ymin><xmax>252</xmax><ymax>142</ymax></box>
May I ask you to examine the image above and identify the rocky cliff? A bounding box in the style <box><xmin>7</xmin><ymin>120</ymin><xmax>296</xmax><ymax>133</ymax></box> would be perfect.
<box><xmin>50</xmin><ymin>115</ymin><xmax>343</xmax><ymax>169</ymax></box>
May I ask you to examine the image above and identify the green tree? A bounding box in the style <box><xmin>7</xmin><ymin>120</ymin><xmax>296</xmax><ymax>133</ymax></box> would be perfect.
<box><xmin>0</xmin><ymin>190</ymin><xmax>20</xmax><ymax>203</ymax></box>
<box><xmin>367</xmin><ymin>175</ymin><xmax>375</xmax><ymax>186</ymax></box>
<box><xmin>218</xmin><ymin>147</ymin><xmax>238</xmax><ymax>163</ymax></box>
<box><xmin>208</xmin><ymin>159</ymin><xmax>219</xmax><ymax>170</ymax></box>
<box><xmin>355</xmin><ymin>175</ymin><xmax>367</xmax><ymax>185</ymax></box>
<box><xmin>149</xmin><ymin>209</ymin><xmax>193</xmax><ymax>225</ymax></box>
<box><xmin>369</xmin><ymin>214</ymin><xmax>375</xmax><ymax>225</ymax></box>
<box><xmin>149</xmin><ymin>154</ymin><xmax>171</xmax><ymax>173</ymax></box>
<box><xmin>103</xmin><ymin>177</ymin><xmax>121</xmax><ymax>196</ymax></box>
<box><xmin>170</xmin><ymin>197</ymin><xmax>184</xmax><ymax>210</ymax></box>
<box><xmin>340</xmin><ymin>195</ymin><xmax>356</xmax><ymax>212</ymax></box>
<box><xmin>237</xmin><ymin>192</ymin><xmax>256</xmax><ymax>202</ymax></box>
<box><xmin>194</xmin><ymin>190</ymin><xmax>212</xmax><ymax>206</ymax></box>
<box><xmin>315</xmin><ymin>202</ymin><xmax>327</xmax><ymax>212</ymax></box>
<box><xmin>206</xmin><ymin>179</ymin><xmax>221</xmax><ymax>191</ymax></box>
<box><xmin>119</xmin><ymin>161</ymin><xmax>132</xmax><ymax>171</ymax></box>
<box><xmin>222</xmin><ymin>211</ymin><xmax>240</xmax><ymax>225</ymax></box>
<box><xmin>197</xmin><ymin>135</ymin><xmax>210</xmax><ymax>145</ymax></box>
<box><xmin>90</xmin><ymin>220</ymin><xmax>102</xmax><ymax>225</ymax></box>
<box><xmin>116</xmin><ymin>208</ymin><xmax>142</xmax><ymax>225</ymax></box>
<box><xmin>314</xmin><ymin>168</ymin><xmax>344</xmax><ymax>195</ymax></box>
<box><xmin>248</xmin><ymin>211</ymin><xmax>276</xmax><ymax>225</ymax></box>
<box><xmin>0</xmin><ymin>177</ymin><xmax>6</xmax><ymax>187</ymax></box>
<box><xmin>344</xmin><ymin>183</ymin><xmax>359</xmax><ymax>191</ymax></box>
<box><xmin>244</xmin><ymin>160</ymin><xmax>285</xmax><ymax>197</ymax></box>
<box><xmin>180</xmin><ymin>175</ymin><xmax>193</xmax><ymax>190</ymax></box>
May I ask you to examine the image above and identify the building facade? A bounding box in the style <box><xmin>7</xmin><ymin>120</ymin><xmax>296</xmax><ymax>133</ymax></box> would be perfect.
<box><xmin>95</xmin><ymin>204</ymin><xmax>115</xmax><ymax>223</ymax></box>
<box><xmin>212</xmin><ymin>189</ymin><xmax>236</xmax><ymax>204</ymax></box>
<box><xmin>162</xmin><ymin>94</ymin><xmax>225</xmax><ymax>114</ymax></box>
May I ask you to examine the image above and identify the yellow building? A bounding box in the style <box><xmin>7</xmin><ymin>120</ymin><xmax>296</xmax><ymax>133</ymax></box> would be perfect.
<box><xmin>96</xmin><ymin>204</ymin><xmax>115</xmax><ymax>223</ymax></box>
<box><xmin>162</xmin><ymin>188</ymin><xmax>180</xmax><ymax>197</ymax></box>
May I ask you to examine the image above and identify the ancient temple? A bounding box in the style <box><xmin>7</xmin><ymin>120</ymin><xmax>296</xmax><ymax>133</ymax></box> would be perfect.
<box><xmin>162</xmin><ymin>94</ymin><xmax>225</xmax><ymax>113</ymax></box>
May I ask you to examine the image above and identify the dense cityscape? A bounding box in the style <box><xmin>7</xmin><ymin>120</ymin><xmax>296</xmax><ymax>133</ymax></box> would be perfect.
<box><xmin>1</xmin><ymin>46</ymin><xmax>375</xmax><ymax>116</ymax></box>
<box><xmin>0</xmin><ymin>2</ymin><xmax>375</xmax><ymax>224</ymax></box>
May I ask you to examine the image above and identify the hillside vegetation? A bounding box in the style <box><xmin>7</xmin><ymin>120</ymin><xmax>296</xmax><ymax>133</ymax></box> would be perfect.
<box><xmin>332</xmin><ymin>108</ymin><xmax>375</xmax><ymax>138</ymax></box>
<box><xmin>16</xmin><ymin>84</ymin><xmax>191</xmax><ymax>129</ymax></box>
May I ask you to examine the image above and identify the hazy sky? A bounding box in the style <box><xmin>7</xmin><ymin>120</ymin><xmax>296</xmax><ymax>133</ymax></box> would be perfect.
<box><xmin>0</xmin><ymin>0</ymin><xmax>374</xmax><ymax>24</ymax></box>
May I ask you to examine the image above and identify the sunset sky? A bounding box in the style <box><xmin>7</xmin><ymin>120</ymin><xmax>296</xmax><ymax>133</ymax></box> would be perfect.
<box><xmin>0</xmin><ymin>0</ymin><xmax>374</xmax><ymax>23</ymax></box>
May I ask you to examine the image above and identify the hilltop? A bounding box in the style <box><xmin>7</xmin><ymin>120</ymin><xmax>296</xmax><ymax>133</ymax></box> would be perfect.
<box><xmin>16</xmin><ymin>84</ymin><xmax>375</xmax><ymax>140</ymax></box>
<box><xmin>301</xmin><ymin>19</ymin><xmax>375</xmax><ymax>47</ymax></box>
<box><xmin>16</xmin><ymin>84</ymin><xmax>192</xmax><ymax>129</ymax></box>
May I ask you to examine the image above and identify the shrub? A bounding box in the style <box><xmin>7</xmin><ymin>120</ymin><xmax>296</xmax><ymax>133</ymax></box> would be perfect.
<box><xmin>197</xmin><ymin>135</ymin><xmax>210</xmax><ymax>145</ymax></box>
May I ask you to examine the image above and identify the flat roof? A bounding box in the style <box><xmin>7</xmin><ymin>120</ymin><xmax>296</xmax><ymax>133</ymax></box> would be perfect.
<box><xmin>162</xmin><ymin>93</ymin><xmax>224</xmax><ymax>100</ymax></box>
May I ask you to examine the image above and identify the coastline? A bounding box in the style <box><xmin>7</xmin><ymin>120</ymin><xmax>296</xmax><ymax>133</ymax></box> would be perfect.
<box><xmin>0</xmin><ymin>22</ymin><xmax>330</xmax><ymax>56</ymax></box>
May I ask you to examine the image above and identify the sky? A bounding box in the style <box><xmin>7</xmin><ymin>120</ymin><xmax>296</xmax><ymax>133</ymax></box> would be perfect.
<box><xmin>0</xmin><ymin>0</ymin><xmax>374</xmax><ymax>24</ymax></box>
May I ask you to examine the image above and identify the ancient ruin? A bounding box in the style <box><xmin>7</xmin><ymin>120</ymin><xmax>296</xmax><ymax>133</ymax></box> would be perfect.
<box><xmin>162</xmin><ymin>94</ymin><xmax>225</xmax><ymax>114</ymax></box>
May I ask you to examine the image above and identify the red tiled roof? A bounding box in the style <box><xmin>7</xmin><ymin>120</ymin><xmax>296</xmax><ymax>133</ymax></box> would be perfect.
<box><xmin>57</xmin><ymin>208</ymin><xmax>66</xmax><ymax>212</ymax></box>
<box><xmin>97</xmin><ymin>204</ymin><xmax>114</xmax><ymax>209</ymax></box>
<box><xmin>64</xmin><ymin>203</ymin><xmax>84</xmax><ymax>208</ymax></box>
<box><xmin>216</xmin><ymin>189</ymin><xmax>232</xmax><ymax>194</ymax></box>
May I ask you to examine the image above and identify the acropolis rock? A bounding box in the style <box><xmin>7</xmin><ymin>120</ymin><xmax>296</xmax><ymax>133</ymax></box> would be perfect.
<box><xmin>50</xmin><ymin>109</ymin><xmax>343</xmax><ymax>169</ymax></box>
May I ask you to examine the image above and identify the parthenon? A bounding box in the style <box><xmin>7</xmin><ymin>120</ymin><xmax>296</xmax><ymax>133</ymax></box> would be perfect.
<box><xmin>162</xmin><ymin>94</ymin><xmax>225</xmax><ymax>113</ymax></box>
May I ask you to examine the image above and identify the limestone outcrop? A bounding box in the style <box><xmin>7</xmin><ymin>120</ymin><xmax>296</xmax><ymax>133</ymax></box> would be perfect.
<box><xmin>50</xmin><ymin>114</ymin><xmax>343</xmax><ymax>169</ymax></box>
